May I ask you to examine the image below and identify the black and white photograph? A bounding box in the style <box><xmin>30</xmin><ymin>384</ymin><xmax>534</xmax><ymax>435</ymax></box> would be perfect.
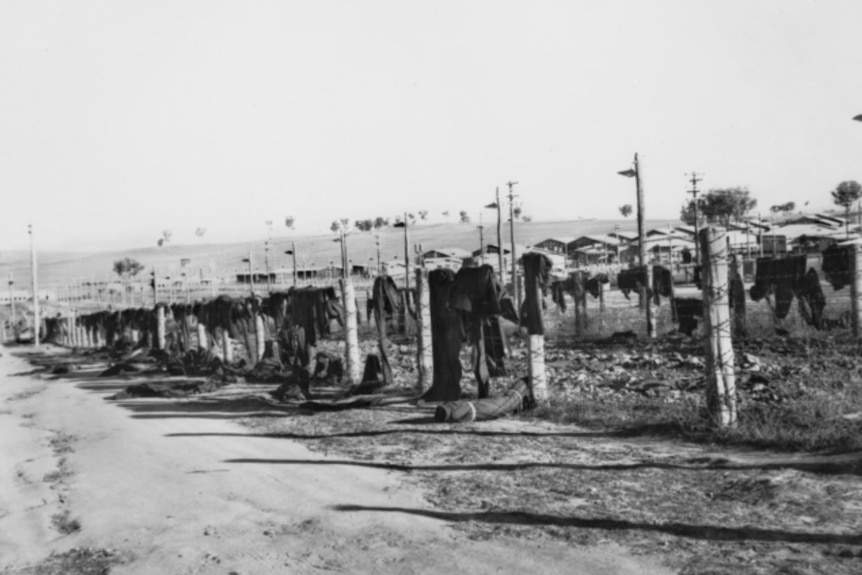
<box><xmin>2</xmin><ymin>1</ymin><xmax>862</xmax><ymax>573</ymax></box>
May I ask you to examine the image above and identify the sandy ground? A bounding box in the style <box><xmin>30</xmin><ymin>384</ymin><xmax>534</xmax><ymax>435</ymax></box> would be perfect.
<box><xmin>0</xmin><ymin>346</ymin><xmax>672</xmax><ymax>575</ymax></box>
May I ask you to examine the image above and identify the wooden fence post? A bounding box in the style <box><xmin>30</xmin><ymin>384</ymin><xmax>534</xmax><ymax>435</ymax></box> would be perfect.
<box><xmin>700</xmin><ymin>227</ymin><xmax>737</xmax><ymax>428</ymax></box>
<box><xmin>156</xmin><ymin>305</ymin><xmax>166</xmax><ymax>350</ymax></box>
<box><xmin>255</xmin><ymin>314</ymin><xmax>266</xmax><ymax>363</ymax></box>
<box><xmin>731</xmin><ymin>254</ymin><xmax>747</xmax><ymax>337</ymax></box>
<box><xmin>646</xmin><ymin>264</ymin><xmax>656</xmax><ymax>338</ymax></box>
<box><xmin>341</xmin><ymin>278</ymin><xmax>361</xmax><ymax>384</ymax></box>
<box><xmin>71</xmin><ymin>311</ymin><xmax>79</xmax><ymax>347</ymax></box>
<box><xmin>415</xmin><ymin>269</ymin><xmax>433</xmax><ymax>393</ymax></box>
<box><xmin>598</xmin><ymin>279</ymin><xmax>606</xmax><ymax>314</ymax></box>
<box><xmin>852</xmin><ymin>244</ymin><xmax>862</xmax><ymax>339</ymax></box>
<box><xmin>197</xmin><ymin>322</ymin><xmax>208</xmax><ymax>352</ymax></box>
<box><xmin>573</xmin><ymin>271</ymin><xmax>588</xmax><ymax>338</ymax></box>
<box><xmin>222</xmin><ymin>329</ymin><xmax>233</xmax><ymax>364</ymax></box>
<box><xmin>523</xmin><ymin>253</ymin><xmax>549</xmax><ymax>406</ymax></box>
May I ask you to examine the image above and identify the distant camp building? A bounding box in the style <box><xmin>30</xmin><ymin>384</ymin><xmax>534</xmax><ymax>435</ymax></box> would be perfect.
<box><xmin>568</xmin><ymin>235</ymin><xmax>622</xmax><ymax>265</ymax></box>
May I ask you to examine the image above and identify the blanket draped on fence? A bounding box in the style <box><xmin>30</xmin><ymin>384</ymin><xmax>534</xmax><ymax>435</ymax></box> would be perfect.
<box><xmin>450</xmin><ymin>265</ymin><xmax>508</xmax><ymax>398</ymax></box>
<box><xmin>521</xmin><ymin>252</ymin><xmax>552</xmax><ymax>334</ymax></box>
<box><xmin>421</xmin><ymin>269</ymin><xmax>463</xmax><ymax>402</ymax></box>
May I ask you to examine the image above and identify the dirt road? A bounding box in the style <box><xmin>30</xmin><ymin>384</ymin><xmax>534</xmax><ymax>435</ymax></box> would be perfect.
<box><xmin>0</xmin><ymin>347</ymin><xmax>671</xmax><ymax>575</ymax></box>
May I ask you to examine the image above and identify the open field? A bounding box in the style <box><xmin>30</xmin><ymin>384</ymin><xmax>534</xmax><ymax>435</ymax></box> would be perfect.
<box><xmin>0</xmin><ymin>218</ymin><xmax>681</xmax><ymax>289</ymax></box>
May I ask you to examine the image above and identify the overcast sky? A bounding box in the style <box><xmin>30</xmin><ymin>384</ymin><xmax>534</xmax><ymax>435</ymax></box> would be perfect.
<box><xmin>2</xmin><ymin>0</ymin><xmax>862</xmax><ymax>251</ymax></box>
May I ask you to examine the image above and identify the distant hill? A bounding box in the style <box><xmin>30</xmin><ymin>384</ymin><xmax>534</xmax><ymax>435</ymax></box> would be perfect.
<box><xmin>0</xmin><ymin>218</ymin><xmax>681</xmax><ymax>289</ymax></box>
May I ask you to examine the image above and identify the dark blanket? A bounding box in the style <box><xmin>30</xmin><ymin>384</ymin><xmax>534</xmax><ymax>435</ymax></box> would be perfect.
<box><xmin>822</xmin><ymin>244</ymin><xmax>852</xmax><ymax>291</ymax></box>
<box><xmin>421</xmin><ymin>269</ymin><xmax>464</xmax><ymax>402</ymax></box>
<box><xmin>451</xmin><ymin>265</ymin><xmax>508</xmax><ymax>397</ymax></box>
<box><xmin>521</xmin><ymin>253</ymin><xmax>552</xmax><ymax>334</ymax></box>
<box><xmin>749</xmin><ymin>256</ymin><xmax>807</xmax><ymax>320</ymax></box>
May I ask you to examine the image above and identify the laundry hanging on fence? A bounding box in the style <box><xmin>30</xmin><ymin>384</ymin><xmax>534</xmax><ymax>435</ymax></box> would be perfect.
<box><xmin>421</xmin><ymin>268</ymin><xmax>463</xmax><ymax>402</ymax></box>
<box><xmin>673</xmin><ymin>298</ymin><xmax>702</xmax><ymax>336</ymax></box>
<box><xmin>618</xmin><ymin>266</ymin><xmax>673</xmax><ymax>304</ymax></box>
<box><xmin>369</xmin><ymin>275</ymin><xmax>403</xmax><ymax>386</ymax></box>
<box><xmin>586</xmin><ymin>273</ymin><xmax>609</xmax><ymax>299</ymax></box>
<box><xmin>286</xmin><ymin>286</ymin><xmax>344</xmax><ymax>347</ymax></box>
<box><xmin>822</xmin><ymin>244</ymin><xmax>852</xmax><ymax>291</ymax></box>
<box><xmin>796</xmin><ymin>268</ymin><xmax>826</xmax><ymax>329</ymax></box>
<box><xmin>521</xmin><ymin>253</ymin><xmax>553</xmax><ymax>334</ymax></box>
<box><xmin>749</xmin><ymin>256</ymin><xmax>807</xmax><ymax>320</ymax></box>
<box><xmin>450</xmin><ymin>265</ymin><xmax>508</xmax><ymax>398</ymax></box>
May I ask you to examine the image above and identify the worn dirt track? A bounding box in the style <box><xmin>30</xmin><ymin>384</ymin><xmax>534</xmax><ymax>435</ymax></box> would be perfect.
<box><xmin>0</xmin><ymin>346</ymin><xmax>671</xmax><ymax>575</ymax></box>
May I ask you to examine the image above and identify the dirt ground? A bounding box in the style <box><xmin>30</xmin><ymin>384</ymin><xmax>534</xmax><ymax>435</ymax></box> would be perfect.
<box><xmin>0</xmin><ymin>345</ymin><xmax>670</xmax><ymax>575</ymax></box>
<box><xmin>2</xmin><ymin>341</ymin><xmax>862</xmax><ymax>574</ymax></box>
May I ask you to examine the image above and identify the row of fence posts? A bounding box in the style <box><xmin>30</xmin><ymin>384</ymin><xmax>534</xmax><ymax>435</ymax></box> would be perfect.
<box><xmin>502</xmin><ymin>227</ymin><xmax>738</xmax><ymax>427</ymax></box>
<box><xmin>44</xmin><ymin>226</ymin><xmax>763</xmax><ymax>429</ymax></box>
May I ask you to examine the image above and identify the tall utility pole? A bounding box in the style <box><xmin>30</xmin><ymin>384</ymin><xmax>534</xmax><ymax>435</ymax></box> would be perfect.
<box><xmin>340</xmin><ymin>227</ymin><xmax>349</xmax><ymax>279</ymax></box>
<box><xmin>264</xmin><ymin>241</ymin><xmax>272</xmax><ymax>293</ymax></box>
<box><xmin>375</xmin><ymin>233</ymin><xmax>381</xmax><ymax>275</ymax></box>
<box><xmin>286</xmin><ymin>242</ymin><xmax>297</xmax><ymax>287</ymax></box>
<box><xmin>507</xmin><ymin>181</ymin><xmax>519</xmax><ymax>306</ymax></box>
<box><xmin>686</xmin><ymin>171</ymin><xmax>704</xmax><ymax>265</ymax></box>
<box><xmin>484</xmin><ymin>187</ymin><xmax>505</xmax><ymax>284</ymax></box>
<box><xmin>245</xmin><ymin>251</ymin><xmax>255</xmax><ymax>295</ymax></box>
<box><xmin>29</xmin><ymin>224</ymin><xmax>40</xmax><ymax>347</ymax></box>
<box><xmin>401</xmin><ymin>212</ymin><xmax>410</xmax><ymax>291</ymax></box>
<box><xmin>495</xmin><ymin>187</ymin><xmax>503</xmax><ymax>283</ymax></box>
<box><xmin>8</xmin><ymin>272</ymin><xmax>14</xmax><ymax>325</ymax></box>
<box><xmin>618</xmin><ymin>154</ymin><xmax>654</xmax><ymax>338</ymax></box>
<box><xmin>477</xmin><ymin>214</ymin><xmax>484</xmax><ymax>265</ymax></box>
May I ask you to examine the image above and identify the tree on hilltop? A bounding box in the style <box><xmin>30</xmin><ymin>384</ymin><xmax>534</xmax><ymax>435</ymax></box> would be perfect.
<box><xmin>679</xmin><ymin>187</ymin><xmax>757</xmax><ymax>227</ymax></box>
<box><xmin>113</xmin><ymin>257</ymin><xmax>144</xmax><ymax>280</ymax></box>
<box><xmin>831</xmin><ymin>180</ymin><xmax>862</xmax><ymax>237</ymax></box>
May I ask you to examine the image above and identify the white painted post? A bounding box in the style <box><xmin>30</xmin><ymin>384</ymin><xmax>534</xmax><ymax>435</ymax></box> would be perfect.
<box><xmin>197</xmin><ymin>323</ymin><xmax>208</xmax><ymax>352</ymax></box>
<box><xmin>415</xmin><ymin>269</ymin><xmax>433</xmax><ymax>393</ymax></box>
<box><xmin>70</xmin><ymin>311</ymin><xmax>78</xmax><ymax>347</ymax></box>
<box><xmin>156</xmin><ymin>305</ymin><xmax>166</xmax><ymax>350</ymax></box>
<box><xmin>528</xmin><ymin>335</ymin><xmax>548</xmax><ymax>405</ymax></box>
<box><xmin>701</xmin><ymin>227</ymin><xmax>737</xmax><ymax>428</ymax></box>
<box><xmin>341</xmin><ymin>278</ymin><xmax>361</xmax><ymax>384</ymax></box>
<box><xmin>255</xmin><ymin>314</ymin><xmax>266</xmax><ymax>363</ymax></box>
<box><xmin>222</xmin><ymin>330</ymin><xmax>233</xmax><ymax>363</ymax></box>
<box><xmin>852</xmin><ymin>244</ymin><xmax>862</xmax><ymax>339</ymax></box>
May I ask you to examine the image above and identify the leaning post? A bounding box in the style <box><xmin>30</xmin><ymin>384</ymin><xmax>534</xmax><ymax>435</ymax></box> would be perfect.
<box><xmin>700</xmin><ymin>226</ymin><xmax>737</xmax><ymax>428</ymax></box>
